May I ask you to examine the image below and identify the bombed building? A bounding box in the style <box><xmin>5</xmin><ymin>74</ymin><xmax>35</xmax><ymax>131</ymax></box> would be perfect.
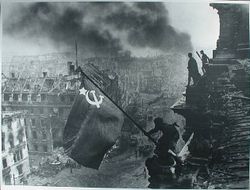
<box><xmin>1</xmin><ymin>57</ymin><xmax>124</xmax><ymax>167</ymax></box>
<box><xmin>171</xmin><ymin>3</ymin><xmax>249</xmax><ymax>189</ymax></box>
<box><xmin>1</xmin><ymin>111</ymin><xmax>30</xmax><ymax>185</ymax></box>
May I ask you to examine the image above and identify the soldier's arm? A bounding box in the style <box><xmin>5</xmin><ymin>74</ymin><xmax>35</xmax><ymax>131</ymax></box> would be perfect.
<box><xmin>147</xmin><ymin>127</ymin><xmax>159</xmax><ymax>135</ymax></box>
<box><xmin>205</xmin><ymin>54</ymin><xmax>210</xmax><ymax>62</ymax></box>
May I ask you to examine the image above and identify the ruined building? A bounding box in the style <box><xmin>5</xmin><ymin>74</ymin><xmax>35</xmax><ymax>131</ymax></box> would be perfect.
<box><xmin>171</xmin><ymin>3</ymin><xmax>249</xmax><ymax>188</ymax></box>
<box><xmin>2</xmin><ymin>60</ymin><xmax>121</xmax><ymax>167</ymax></box>
<box><xmin>1</xmin><ymin>111</ymin><xmax>30</xmax><ymax>185</ymax></box>
<box><xmin>2</xmin><ymin>70</ymin><xmax>80</xmax><ymax>166</ymax></box>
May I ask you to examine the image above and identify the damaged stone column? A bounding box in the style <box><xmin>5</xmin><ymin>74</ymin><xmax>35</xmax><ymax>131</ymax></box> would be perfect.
<box><xmin>211</xmin><ymin>3</ymin><xmax>249</xmax><ymax>60</ymax></box>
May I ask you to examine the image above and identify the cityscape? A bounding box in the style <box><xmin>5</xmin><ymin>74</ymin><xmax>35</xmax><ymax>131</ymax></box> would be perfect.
<box><xmin>1</xmin><ymin>1</ymin><xmax>249</xmax><ymax>189</ymax></box>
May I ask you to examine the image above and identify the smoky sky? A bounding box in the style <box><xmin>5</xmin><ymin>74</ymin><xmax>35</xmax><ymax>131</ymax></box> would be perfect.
<box><xmin>4</xmin><ymin>2</ymin><xmax>193</xmax><ymax>57</ymax></box>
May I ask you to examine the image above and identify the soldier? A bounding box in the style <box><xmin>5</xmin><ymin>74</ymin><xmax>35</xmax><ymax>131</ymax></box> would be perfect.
<box><xmin>187</xmin><ymin>53</ymin><xmax>201</xmax><ymax>86</ymax></box>
<box><xmin>147</xmin><ymin>118</ymin><xmax>181</xmax><ymax>164</ymax></box>
<box><xmin>145</xmin><ymin>117</ymin><xmax>183</xmax><ymax>188</ymax></box>
<box><xmin>200</xmin><ymin>50</ymin><xmax>210</xmax><ymax>74</ymax></box>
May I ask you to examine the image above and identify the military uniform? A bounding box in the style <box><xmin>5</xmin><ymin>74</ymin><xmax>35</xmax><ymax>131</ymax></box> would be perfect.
<box><xmin>188</xmin><ymin>57</ymin><xmax>200</xmax><ymax>86</ymax></box>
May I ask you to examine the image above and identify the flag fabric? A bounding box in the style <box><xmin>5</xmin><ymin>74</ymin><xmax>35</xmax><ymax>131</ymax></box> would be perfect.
<box><xmin>63</xmin><ymin>76</ymin><xmax>124</xmax><ymax>169</ymax></box>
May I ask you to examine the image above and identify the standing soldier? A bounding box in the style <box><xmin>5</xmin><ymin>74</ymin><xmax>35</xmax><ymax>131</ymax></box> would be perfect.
<box><xmin>200</xmin><ymin>50</ymin><xmax>210</xmax><ymax>74</ymax></box>
<box><xmin>187</xmin><ymin>53</ymin><xmax>201</xmax><ymax>87</ymax></box>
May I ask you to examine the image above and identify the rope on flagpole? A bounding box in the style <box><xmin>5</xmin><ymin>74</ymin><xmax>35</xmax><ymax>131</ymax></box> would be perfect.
<box><xmin>76</xmin><ymin>66</ymin><xmax>158</xmax><ymax>145</ymax></box>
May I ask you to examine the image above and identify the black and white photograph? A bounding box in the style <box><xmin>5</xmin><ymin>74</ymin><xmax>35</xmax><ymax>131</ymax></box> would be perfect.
<box><xmin>1</xmin><ymin>0</ymin><xmax>249</xmax><ymax>189</ymax></box>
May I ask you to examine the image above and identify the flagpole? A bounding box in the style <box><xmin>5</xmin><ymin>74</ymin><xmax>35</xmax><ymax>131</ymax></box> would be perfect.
<box><xmin>77</xmin><ymin>66</ymin><xmax>158</xmax><ymax>145</ymax></box>
<box><xmin>75</xmin><ymin>41</ymin><xmax>78</xmax><ymax>69</ymax></box>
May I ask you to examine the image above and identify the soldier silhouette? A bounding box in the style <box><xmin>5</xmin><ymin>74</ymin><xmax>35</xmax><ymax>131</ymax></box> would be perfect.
<box><xmin>145</xmin><ymin>117</ymin><xmax>183</xmax><ymax>188</ymax></box>
<box><xmin>200</xmin><ymin>50</ymin><xmax>210</xmax><ymax>74</ymax></box>
<box><xmin>187</xmin><ymin>53</ymin><xmax>201</xmax><ymax>86</ymax></box>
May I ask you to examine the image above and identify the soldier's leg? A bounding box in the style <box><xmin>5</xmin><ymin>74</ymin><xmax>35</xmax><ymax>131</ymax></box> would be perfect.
<box><xmin>202</xmin><ymin>66</ymin><xmax>206</xmax><ymax>75</ymax></box>
<box><xmin>187</xmin><ymin>72</ymin><xmax>191</xmax><ymax>86</ymax></box>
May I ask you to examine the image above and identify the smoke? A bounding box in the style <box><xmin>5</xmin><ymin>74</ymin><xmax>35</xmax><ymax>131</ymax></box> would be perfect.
<box><xmin>4</xmin><ymin>2</ymin><xmax>193</xmax><ymax>57</ymax></box>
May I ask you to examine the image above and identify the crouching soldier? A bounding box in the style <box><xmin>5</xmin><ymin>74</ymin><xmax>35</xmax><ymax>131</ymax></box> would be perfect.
<box><xmin>145</xmin><ymin>117</ymin><xmax>184</xmax><ymax>188</ymax></box>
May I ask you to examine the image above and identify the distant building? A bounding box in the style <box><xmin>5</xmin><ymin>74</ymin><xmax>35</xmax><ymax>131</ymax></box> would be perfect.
<box><xmin>1</xmin><ymin>111</ymin><xmax>30</xmax><ymax>185</ymax></box>
<box><xmin>2</xmin><ymin>72</ymin><xmax>80</xmax><ymax>166</ymax></box>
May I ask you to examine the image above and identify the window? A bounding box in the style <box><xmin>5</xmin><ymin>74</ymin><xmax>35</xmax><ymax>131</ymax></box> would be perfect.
<box><xmin>13</xmin><ymin>94</ymin><xmax>18</xmax><ymax>101</ymax></box>
<box><xmin>39</xmin><ymin>108</ymin><xmax>44</xmax><ymax>114</ymax></box>
<box><xmin>20</xmin><ymin>149</ymin><xmax>23</xmax><ymax>159</ymax></box>
<box><xmin>13</xmin><ymin>154</ymin><xmax>17</xmax><ymax>162</ymax></box>
<box><xmin>17</xmin><ymin>128</ymin><xmax>24</xmax><ymax>143</ymax></box>
<box><xmin>17</xmin><ymin>164</ymin><xmax>23</xmax><ymax>175</ymax></box>
<box><xmin>4</xmin><ymin>94</ymin><xmax>10</xmax><ymax>101</ymax></box>
<box><xmin>8</xmin><ymin>133</ymin><xmax>14</xmax><ymax>148</ymax></box>
<box><xmin>4</xmin><ymin>175</ymin><xmax>11</xmax><ymax>185</ymax></box>
<box><xmin>42</xmin><ymin>131</ymin><xmax>46</xmax><ymax>140</ymax></box>
<box><xmin>2</xmin><ymin>158</ymin><xmax>7</xmax><ymax>168</ymax></box>
<box><xmin>25</xmin><ymin>84</ymin><xmax>30</xmax><ymax>89</ymax></box>
<box><xmin>2</xmin><ymin>132</ymin><xmax>5</xmax><ymax>151</ymax></box>
<box><xmin>31</xmin><ymin>119</ymin><xmax>35</xmax><ymax>126</ymax></box>
<box><xmin>22</xmin><ymin>94</ymin><xmax>28</xmax><ymax>101</ymax></box>
<box><xmin>43</xmin><ymin>145</ymin><xmax>48</xmax><ymax>152</ymax></box>
<box><xmin>34</xmin><ymin>144</ymin><xmax>38</xmax><ymax>151</ymax></box>
<box><xmin>7</xmin><ymin>120</ymin><xmax>12</xmax><ymax>130</ymax></box>
<box><xmin>41</xmin><ymin>119</ymin><xmax>46</xmax><ymax>127</ymax></box>
<box><xmin>60</xmin><ymin>96</ymin><xmax>65</xmax><ymax>102</ymax></box>
<box><xmin>30</xmin><ymin>108</ymin><xmax>34</xmax><ymax>114</ymax></box>
<box><xmin>31</xmin><ymin>94</ymin><xmax>36</xmax><ymax>101</ymax></box>
<box><xmin>25</xmin><ymin>129</ymin><xmax>28</xmax><ymax>139</ymax></box>
<box><xmin>13</xmin><ymin>150</ymin><xmax>22</xmax><ymax>163</ymax></box>
<box><xmin>32</xmin><ymin>131</ymin><xmax>37</xmax><ymax>139</ymax></box>
<box><xmin>7</xmin><ymin>118</ymin><xmax>12</xmax><ymax>130</ymax></box>
<box><xmin>41</xmin><ymin>94</ymin><xmax>46</xmax><ymax>101</ymax></box>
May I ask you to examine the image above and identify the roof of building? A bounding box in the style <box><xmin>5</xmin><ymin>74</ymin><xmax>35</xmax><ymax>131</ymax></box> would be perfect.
<box><xmin>2</xmin><ymin>75</ymin><xmax>81</xmax><ymax>94</ymax></box>
<box><xmin>2</xmin><ymin>111</ymin><xmax>26</xmax><ymax>119</ymax></box>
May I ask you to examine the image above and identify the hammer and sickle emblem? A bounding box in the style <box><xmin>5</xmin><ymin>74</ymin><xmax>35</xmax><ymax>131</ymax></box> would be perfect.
<box><xmin>79</xmin><ymin>87</ymin><xmax>104</xmax><ymax>108</ymax></box>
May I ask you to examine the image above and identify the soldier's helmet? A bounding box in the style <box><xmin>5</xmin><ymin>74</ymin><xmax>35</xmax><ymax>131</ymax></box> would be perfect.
<box><xmin>188</xmin><ymin>53</ymin><xmax>192</xmax><ymax>57</ymax></box>
<box><xmin>200</xmin><ymin>50</ymin><xmax>204</xmax><ymax>54</ymax></box>
<box><xmin>154</xmin><ymin>117</ymin><xmax>164</xmax><ymax>125</ymax></box>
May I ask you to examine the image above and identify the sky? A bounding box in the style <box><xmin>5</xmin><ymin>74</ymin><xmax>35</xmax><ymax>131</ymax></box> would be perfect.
<box><xmin>167</xmin><ymin>2</ymin><xmax>219</xmax><ymax>57</ymax></box>
<box><xmin>2</xmin><ymin>1</ymin><xmax>220</xmax><ymax>58</ymax></box>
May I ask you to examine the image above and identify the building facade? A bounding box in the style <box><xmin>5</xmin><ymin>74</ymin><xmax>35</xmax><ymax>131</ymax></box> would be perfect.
<box><xmin>2</xmin><ymin>74</ymin><xmax>80</xmax><ymax>166</ymax></box>
<box><xmin>1</xmin><ymin>111</ymin><xmax>30</xmax><ymax>185</ymax></box>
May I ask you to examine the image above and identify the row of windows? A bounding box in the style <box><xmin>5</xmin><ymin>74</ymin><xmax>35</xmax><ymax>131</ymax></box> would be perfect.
<box><xmin>3</xmin><ymin>94</ymin><xmax>47</xmax><ymax>102</ymax></box>
<box><xmin>3</xmin><ymin>93</ymin><xmax>75</xmax><ymax>103</ymax></box>
<box><xmin>2</xmin><ymin>131</ymin><xmax>24</xmax><ymax>151</ymax></box>
<box><xmin>60</xmin><ymin>95</ymin><xmax>75</xmax><ymax>103</ymax></box>
<box><xmin>2</xmin><ymin>107</ymin><xmax>70</xmax><ymax>118</ymax></box>
<box><xmin>3</xmin><ymin>159</ymin><xmax>23</xmax><ymax>177</ymax></box>
<box><xmin>31</xmin><ymin>131</ymin><xmax>47</xmax><ymax>140</ymax></box>
<box><xmin>30</xmin><ymin>144</ymin><xmax>48</xmax><ymax>152</ymax></box>
<box><xmin>14</xmin><ymin>149</ymin><xmax>23</xmax><ymax>163</ymax></box>
<box><xmin>2</xmin><ymin>149</ymin><xmax>24</xmax><ymax>169</ymax></box>
<box><xmin>30</xmin><ymin>118</ymin><xmax>47</xmax><ymax>127</ymax></box>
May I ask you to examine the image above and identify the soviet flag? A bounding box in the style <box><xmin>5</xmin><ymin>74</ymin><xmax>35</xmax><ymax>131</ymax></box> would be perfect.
<box><xmin>63</xmin><ymin>74</ymin><xmax>124</xmax><ymax>169</ymax></box>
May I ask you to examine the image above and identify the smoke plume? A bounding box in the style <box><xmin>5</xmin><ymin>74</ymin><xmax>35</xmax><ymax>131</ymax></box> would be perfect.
<box><xmin>4</xmin><ymin>2</ymin><xmax>193</xmax><ymax>57</ymax></box>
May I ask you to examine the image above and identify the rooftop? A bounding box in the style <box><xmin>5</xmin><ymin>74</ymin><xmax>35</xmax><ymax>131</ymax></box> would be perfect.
<box><xmin>2</xmin><ymin>111</ymin><xmax>26</xmax><ymax>119</ymax></box>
